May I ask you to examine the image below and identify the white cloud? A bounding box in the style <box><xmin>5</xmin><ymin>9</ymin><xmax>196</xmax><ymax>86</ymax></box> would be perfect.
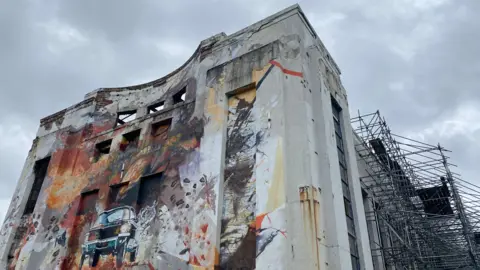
<box><xmin>0</xmin><ymin>116</ymin><xmax>36</xmax><ymax>200</ymax></box>
<box><xmin>307</xmin><ymin>12</ymin><xmax>346</xmax><ymax>50</ymax></box>
<box><xmin>405</xmin><ymin>102</ymin><xmax>480</xmax><ymax>143</ymax></box>
<box><xmin>36</xmin><ymin>19</ymin><xmax>89</xmax><ymax>54</ymax></box>
<box><xmin>153</xmin><ymin>40</ymin><xmax>192</xmax><ymax>59</ymax></box>
<box><xmin>0</xmin><ymin>119</ymin><xmax>35</xmax><ymax>154</ymax></box>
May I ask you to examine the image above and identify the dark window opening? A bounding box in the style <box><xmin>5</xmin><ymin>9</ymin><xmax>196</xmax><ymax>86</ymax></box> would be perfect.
<box><xmin>108</xmin><ymin>182</ymin><xmax>129</xmax><ymax>208</ymax></box>
<box><xmin>116</xmin><ymin>110</ymin><xmax>137</xmax><ymax>127</ymax></box>
<box><xmin>361</xmin><ymin>188</ymin><xmax>368</xmax><ymax>198</ymax></box>
<box><xmin>344</xmin><ymin>197</ymin><xmax>354</xmax><ymax>218</ymax></box>
<box><xmin>475</xmin><ymin>232</ymin><xmax>480</xmax><ymax>245</ymax></box>
<box><xmin>173</xmin><ymin>87</ymin><xmax>186</xmax><ymax>104</ymax></box>
<box><xmin>24</xmin><ymin>157</ymin><xmax>51</xmax><ymax>215</ymax></box>
<box><xmin>151</xmin><ymin>118</ymin><xmax>172</xmax><ymax>137</ymax></box>
<box><xmin>137</xmin><ymin>172</ymin><xmax>164</xmax><ymax>209</ymax></box>
<box><xmin>349</xmin><ymin>234</ymin><xmax>359</xmax><ymax>256</ymax></box>
<box><xmin>337</xmin><ymin>148</ymin><xmax>346</xmax><ymax>166</ymax></box>
<box><xmin>95</xmin><ymin>139</ymin><xmax>112</xmax><ymax>161</ymax></box>
<box><xmin>77</xmin><ymin>189</ymin><xmax>99</xmax><ymax>215</ymax></box>
<box><xmin>331</xmin><ymin>97</ymin><xmax>342</xmax><ymax>120</ymax></box>
<box><xmin>342</xmin><ymin>181</ymin><xmax>351</xmax><ymax>200</ymax></box>
<box><xmin>416</xmin><ymin>183</ymin><xmax>453</xmax><ymax>216</ymax></box>
<box><xmin>351</xmin><ymin>254</ymin><xmax>361</xmax><ymax>270</ymax></box>
<box><xmin>148</xmin><ymin>101</ymin><xmax>165</xmax><ymax>114</ymax></box>
<box><xmin>336</xmin><ymin>133</ymin><xmax>344</xmax><ymax>149</ymax></box>
<box><xmin>121</xmin><ymin>129</ymin><xmax>141</xmax><ymax>150</ymax></box>
<box><xmin>346</xmin><ymin>215</ymin><xmax>356</xmax><ymax>235</ymax></box>
<box><xmin>332</xmin><ymin>95</ymin><xmax>360</xmax><ymax>264</ymax></box>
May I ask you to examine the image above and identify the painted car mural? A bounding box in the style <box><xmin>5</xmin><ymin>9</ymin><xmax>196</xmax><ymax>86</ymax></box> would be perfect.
<box><xmin>80</xmin><ymin>206</ymin><xmax>138</xmax><ymax>268</ymax></box>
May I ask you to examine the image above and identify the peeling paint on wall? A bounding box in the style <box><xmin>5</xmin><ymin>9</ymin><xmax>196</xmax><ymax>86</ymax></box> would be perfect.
<box><xmin>0</xmin><ymin>5</ymin><xmax>346</xmax><ymax>270</ymax></box>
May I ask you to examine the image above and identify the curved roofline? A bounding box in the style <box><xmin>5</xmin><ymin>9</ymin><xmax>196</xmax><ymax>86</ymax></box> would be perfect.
<box><xmin>105</xmin><ymin>44</ymin><xmax>200</xmax><ymax>91</ymax></box>
<box><xmin>85</xmin><ymin>4</ymin><xmax>341</xmax><ymax>96</ymax></box>
<box><xmin>84</xmin><ymin>33</ymin><xmax>226</xmax><ymax>98</ymax></box>
<box><xmin>42</xmin><ymin>4</ymin><xmax>342</xmax><ymax>128</ymax></box>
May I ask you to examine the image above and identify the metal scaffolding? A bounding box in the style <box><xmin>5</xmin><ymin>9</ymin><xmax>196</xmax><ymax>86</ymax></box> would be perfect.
<box><xmin>351</xmin><ymin>111</ymin><xmax>480</xmax><ymax>270</ymax></box>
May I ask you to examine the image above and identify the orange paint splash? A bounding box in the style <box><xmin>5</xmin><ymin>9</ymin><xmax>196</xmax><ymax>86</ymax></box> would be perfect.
<box><xmin>45</xmin><ymin>174</ymin><xmax>88</xmax><ymax>210</ymax></box>
<box><xmin>122</xmin><ymin>157</ymin><xmax>150</xmax><ymax>183</ymax></box>
<box><xmin>256</xmin><ymin>213</ymin><xmax>268</xmax><ymax>231</ymax></box>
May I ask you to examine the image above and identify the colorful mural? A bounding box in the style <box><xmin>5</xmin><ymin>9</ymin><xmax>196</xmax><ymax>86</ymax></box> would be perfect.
<box><xmin>0</xmin><ymin>27</ymin><xmax>308</xmax><ymax>269</ymax></box>
<box><xmin>1</xmin><ymin>96</ymin><xmax>218</xmax><ymax>269</ymax></box>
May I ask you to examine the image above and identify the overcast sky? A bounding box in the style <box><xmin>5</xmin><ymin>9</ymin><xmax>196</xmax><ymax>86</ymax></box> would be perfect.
<box><xmin>1</xmin><ymin>0</ymin><xmax>479</xmax><ymax>223</ymax></box>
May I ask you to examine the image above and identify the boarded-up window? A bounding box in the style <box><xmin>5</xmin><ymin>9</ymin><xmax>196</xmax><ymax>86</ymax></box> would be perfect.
<box><xmin>137</xmin><ymin>173</ymin><xmax>164</xmax><ymax>208</ymax></box>
<box><xmin>24</xmin><ymin>157</ymin><xmax>51</xmax><ymax>215</ymax></box>
<box><xmin>95</xmin><ymin>139</ymin><xmax>112</xmax><ymax>161</ymax></box>
<box><xmin>151</xmin><ymin>119</ymin><xmax>172</xmax><ymax>138</ymax></box>
<box><xmin>120</xmin><ymin>129</ymin><xmax>141</xmax><ymax>151</ymax></box>
<box><xmin>77</xmin><ymin>190</ymin><xmax>99</xmax><ymax>215</ymax></box>
<box><xmin>108</xmin><ymin>182</ymin><xmax>129</xmax><ymax>208</ymax></box>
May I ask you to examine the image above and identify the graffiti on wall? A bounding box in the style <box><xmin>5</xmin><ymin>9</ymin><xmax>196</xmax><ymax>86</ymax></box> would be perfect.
<box><xmin>221</xmin><ymin>87</ymin><xmax>258</xmax><ymax>269</ymax></box>
<box><xmin>1</xmin><ymin>39</ymin><xmax>303</xmax><ymax>269</ymax></box>
<box><xmin>1</xmin><ymin>96</ymin><xmax>224</xmax><ymax>269</ymax></box>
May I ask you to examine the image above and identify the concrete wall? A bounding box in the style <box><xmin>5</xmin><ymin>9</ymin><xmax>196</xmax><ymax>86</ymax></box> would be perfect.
<box><xmin>0</xmin><ymin>5</ymin><xmax>373</xmax><ymax>270</ymax></box>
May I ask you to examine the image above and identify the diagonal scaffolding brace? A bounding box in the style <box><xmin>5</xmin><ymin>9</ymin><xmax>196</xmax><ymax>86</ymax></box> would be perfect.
<box><xmin>351</xmin><ymin>110</ymin><xmax>480</xmax><ymax>270</ymax></box>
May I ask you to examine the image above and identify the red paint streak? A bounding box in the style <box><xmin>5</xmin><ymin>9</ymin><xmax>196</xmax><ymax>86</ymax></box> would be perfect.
<box><xmin>192</xmin><ymin>256</ymin><xmax>200</xmax><ymax>265</ymax></box>
<box><xmin>200</xmin><ymin>223</ymin><xmax>208</xmax><ymax>234</ymax></box>
<box><xmin>184</xmin><ymin>226</ymin><xmax>189</xmax><ymax>235</ymax></box>
<box><xmin>148</xmin><ymin>262</ymin><xmax>155</xmax><ymax>270</ymax></box>
<box><xmin>269</xmin><ymin>60</ymin><xmax>303</xmax><ymax>78</ymax></box>
<box><xmin>200</xmin><ymin>254</ymin><xmax>206</xmax><ymax>261</ymax></box>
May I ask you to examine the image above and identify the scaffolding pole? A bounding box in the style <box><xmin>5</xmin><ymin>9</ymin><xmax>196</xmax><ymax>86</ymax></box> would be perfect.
<box><xmin>439</xmin><ymin>145</ymin><xmax>478</xmax><ymax>268</ymax></box>
<box><xmin>351</xmin><ymin>110</ymin><xmax>480</xmax><ymax>270</ymax></box>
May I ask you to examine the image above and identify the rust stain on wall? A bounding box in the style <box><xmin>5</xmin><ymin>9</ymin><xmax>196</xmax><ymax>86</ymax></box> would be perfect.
<box><xmin>299</xmin><ymin>185</ymin><xmax>321</xmax><ymax>269</ymax></box>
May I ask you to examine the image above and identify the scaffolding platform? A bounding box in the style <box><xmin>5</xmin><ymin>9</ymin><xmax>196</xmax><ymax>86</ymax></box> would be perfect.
<box><xmin>352</xmin><ymin>111</ymin><xmax>480</xmax><ymax>269</ymax></box>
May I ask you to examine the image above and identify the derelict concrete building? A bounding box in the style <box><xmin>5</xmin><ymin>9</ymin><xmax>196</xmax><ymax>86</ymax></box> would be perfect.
<box><xmin>2</xmin><ymin>4</ymin><xmax>480</xmax><ymax>270</ymax></box>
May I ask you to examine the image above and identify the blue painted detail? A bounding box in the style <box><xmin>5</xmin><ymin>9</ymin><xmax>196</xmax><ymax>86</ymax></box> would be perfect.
<box><xmin>256</xmin><ymin>64</ymin><xmax>274</xmax><ymax>90</ymax></box>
